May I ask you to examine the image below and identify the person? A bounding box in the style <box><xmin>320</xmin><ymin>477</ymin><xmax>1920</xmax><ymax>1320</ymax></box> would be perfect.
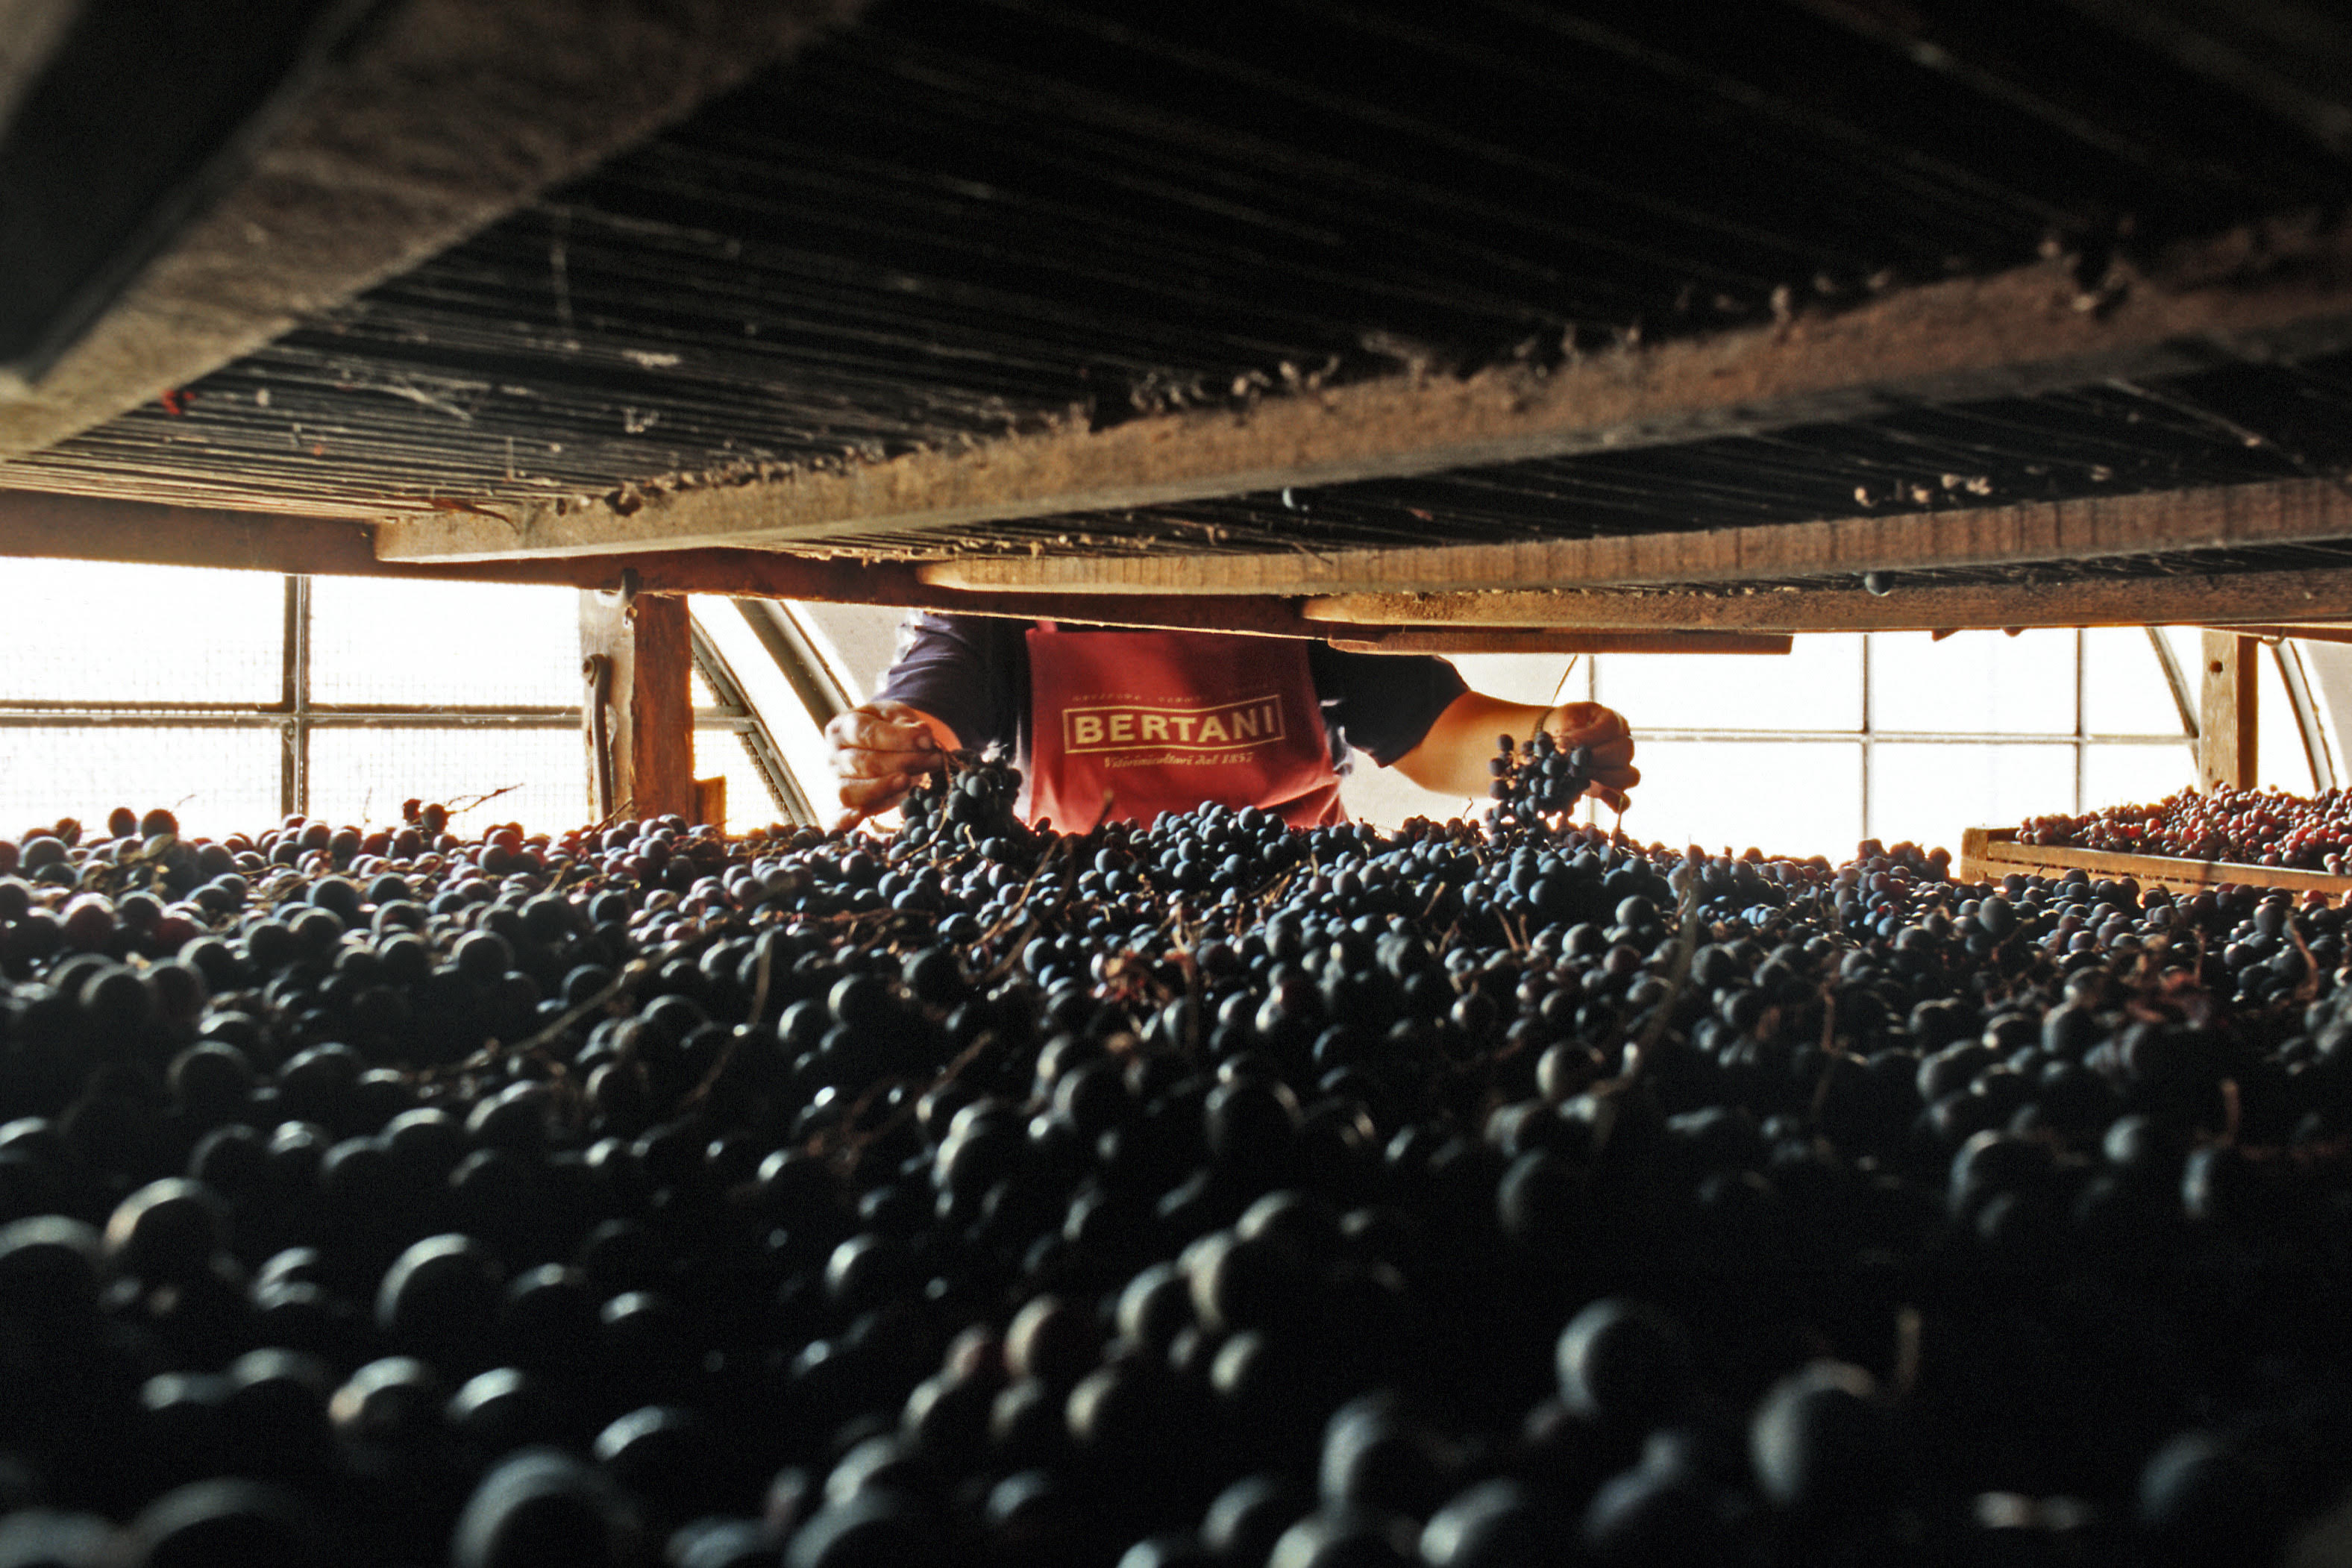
<box><xmin>824</xmin><ymin>613</ymin><xmax>1638</xmax><ymax>831</ymax></box>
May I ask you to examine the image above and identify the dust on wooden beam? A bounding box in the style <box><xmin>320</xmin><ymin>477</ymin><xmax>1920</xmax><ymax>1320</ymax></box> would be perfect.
<box><xmin>919</xmin><ymin>477</ymin><xmax>2352</xmax><ymax>598</ymax></box>
<box><xmin>371</xmin><ymin>217</ymin><xmax>2352</xmax><ymax>562</ymax></box>
<box><xmin>1304</xmin><ymin>566</ymin><xmax>2352</xmax><ymax>634</ymax></box>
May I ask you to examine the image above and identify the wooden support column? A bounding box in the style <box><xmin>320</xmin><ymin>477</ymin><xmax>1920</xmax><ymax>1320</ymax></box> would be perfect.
<box><xmin>2198</xmin><ymin>630</ymin><xmax>2259</xmax><ymax>791</ymax></box>
<box><xmin>580</xmin><ymin>589</ymin><xmax>695</xmax><ymax>823</ymax></box>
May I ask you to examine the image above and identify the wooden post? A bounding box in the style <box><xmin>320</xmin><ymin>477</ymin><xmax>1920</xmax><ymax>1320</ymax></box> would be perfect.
<box><xmin>694</xmin><ymin>775</ymin><xmax>727</xmax><ymax>830</ymax></box>
<box><xmin>580</xmin><ymin>589</ymin><xmax>695</xmax><ymax>823</ymax></box>
<box><xmin>2198</xmin><ymin>630</ymin><xmax>2258</xmax><ymax>791</ymax></box>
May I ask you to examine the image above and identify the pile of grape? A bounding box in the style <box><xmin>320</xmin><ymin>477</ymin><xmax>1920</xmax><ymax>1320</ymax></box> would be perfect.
<box><xmin>1487</xmin><ymin>731</ymin><xmax>1596</xmax><ymax>837</ymax></box>
<box><xmin>2019</xmin><ymin>785</ymin><xmax>2352</xmax><ymax>873</ymax></box>
<box><xmin>0</xmin><ymin>754</ymin><xmax>2348</xmax><ymax>1567</ymax></box>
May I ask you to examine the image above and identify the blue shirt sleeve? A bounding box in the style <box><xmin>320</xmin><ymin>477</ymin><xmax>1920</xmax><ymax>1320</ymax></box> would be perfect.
<box><xmin>871</xmin><ymin>612</ymin><xmax>1026</xmax><ymax>755</ymax></box>
<box><xmin>1307</xmin><ymin>641</ymin><xmax>1467</xmax><ymax>768</ymax></box>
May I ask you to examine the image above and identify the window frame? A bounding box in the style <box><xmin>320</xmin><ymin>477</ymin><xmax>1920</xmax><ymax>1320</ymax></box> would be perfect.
<box><xmin>0</xmin><ymin>572</ymin><xmax>807</xmax><ymax>827</ymax></box>
<box><xmin>1572</xmin><ymin>627</ymin><xmax>2339</xmax><ymax>841</ymax></box>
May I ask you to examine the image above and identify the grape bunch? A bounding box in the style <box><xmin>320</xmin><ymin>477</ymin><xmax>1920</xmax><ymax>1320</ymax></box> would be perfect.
<box><xmin>894</xmin><ymin>749</ymin><xmax>1029</xmax><ymax>857</ymax></box>
<box><xmin>1489</xmin><ymin>729</ymin><xmax>1596</xmax><ymax>836</ymax></box>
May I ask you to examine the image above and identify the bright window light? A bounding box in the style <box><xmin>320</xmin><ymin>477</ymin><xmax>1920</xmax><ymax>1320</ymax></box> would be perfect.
<box><xmin>0</xmin><ymin>559</ymin><xmax>281</xmax><ymax>703</ymax></box>
<box><xmin>1871</xmin><ymin>629</ymin><xmax>2075</xmax><ymax>735</ymax></box>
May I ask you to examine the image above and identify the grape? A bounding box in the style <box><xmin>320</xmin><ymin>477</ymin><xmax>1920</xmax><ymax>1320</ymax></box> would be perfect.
<box><xmin>2020</xmin><ymin>784</ymin><xmax>2352</xmax><ymax>873</ymax></box>
<box><xmin>0</xmin><ymin>772</ymin><xmax>2346</xmax><ymax>1565</ymax></box>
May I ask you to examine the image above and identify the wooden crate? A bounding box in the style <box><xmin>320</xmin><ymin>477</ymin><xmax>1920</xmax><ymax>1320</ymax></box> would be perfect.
<box><xmin>1958</xmin><ymin>827</ymin><xmax>2352</xmax><ymax>899</ymax></box>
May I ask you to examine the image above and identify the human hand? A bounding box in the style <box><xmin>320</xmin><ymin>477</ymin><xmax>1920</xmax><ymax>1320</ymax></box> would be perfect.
<box><xmin>823</xmin><ymin>700</ymin><xmax>955</xmax><ymax>830</ymax></box>
<box><xmin>1542</xmin><ymin>701</ymin><xmax>1639</xmax><ymax>812</ymax></box>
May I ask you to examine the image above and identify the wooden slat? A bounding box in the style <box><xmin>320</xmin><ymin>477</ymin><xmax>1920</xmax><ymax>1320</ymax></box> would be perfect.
<box><xmin>1329</xmin><ymin>630</ymin><xmax>1793</xmax><ymax>656</ymax></box>
<box><xmin>694</xmin><ymin>775</ymin><xmax>727</xmax><ymax>830</ymax></box>
<box><xmin>1302</xmin><ymin>566</ymin><xmax>2352</xmax><ymax>633</ymax></box>
<box><xmin>1958</xmin><ymin>826</ymin><xmax>2352</xmax><ymax>897</ymax></box>
<box><xmin>920</xmin><ymin>478</ymin><xmax>2352</xmax><ymax>598</ymax></box>
<box><xmin>581</xmin><ymin>589</ymin><xmax>694</xmax><ymax>822</ymax></box>
<box><xmin>0</xmin><ymin>491</ymin><xmax>1380</xmax><ymax>639</ymax></box>
<box><xmin>0</xmin><ymin>0</ymin><xmax>858</xmax><ymax>437</ymax></box>
<box><xmin>2198</xmin><ymin>630</ymin><xmax>2260</xmax><ymax>789</ymax></box>
<box><xmin>373</xmin><ymin>219</ymin><xmax>2352</xmax><ymax>562</ymax></box>
<box><xmin>2212</xmin><ymin>623</ymin><xmax>2352</xmax><ymax>647</ymax></box>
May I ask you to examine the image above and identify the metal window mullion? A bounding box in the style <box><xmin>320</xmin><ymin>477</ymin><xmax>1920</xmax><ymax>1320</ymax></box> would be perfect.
<box><xmin>1634</xmin><ymin>729</ymin><xmax>2182</xmax><ymax>745</ymax></box>
<box><xmin>692</xmin><ymin>612</ymin><xmax>814</xmax><ymax>826</ymax></box>
<box><xmin>732</xmin><ymin>599</ymin><xmax>851</xmax><ymax>727</ymax></box>
<box><xmin>2149</xmin><ymin>625</ymin><xmax>2198</xmax><ymax>754</ymax></box>
<box><xmin>2275</xmin><ymin>639</ymin><xmax>2337</xmax><ymax>793</ymax></box>
<box><xmin>1860</xmin><ymin>633</ymin><xmax>1875</xmax><ymax>842</ymax></box>
<box><xmin>279</xmin><ymin>577</ymin><xmax>301</xmax><ymax>818</ymax></box>
<box><xmin>289</xmin><ymin>575</ymin><xmax>313</xmax><ymax>818</ymax></box>
<box><xmin>2074</xmin><ymin>627</ymin><xmax>2086</xmax><ymax>814</ymax></box>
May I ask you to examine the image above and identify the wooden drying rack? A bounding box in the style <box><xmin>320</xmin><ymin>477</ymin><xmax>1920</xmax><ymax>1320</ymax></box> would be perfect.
<box><xmin>1958</xmin><ymin>826</ymin><xmax>2352</xmax><ymax>899</ymax></box>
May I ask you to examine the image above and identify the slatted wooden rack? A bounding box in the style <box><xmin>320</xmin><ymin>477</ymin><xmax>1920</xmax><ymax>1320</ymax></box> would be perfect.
<box><xmin>1958</xmin><ymin>826</ymin><xmax>2352</xmax><ymax>898</ymax></box>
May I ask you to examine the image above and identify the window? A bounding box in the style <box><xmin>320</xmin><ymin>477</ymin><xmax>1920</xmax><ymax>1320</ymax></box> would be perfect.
<box><xmin>0</xmin><ymin>562</ymin><xmax>803</xmax><ymax>837</ymax></box>
<box><xmin>1339</xmin><ymin>629</ymin><xmax>2339</xmax><ymax>860</ymax></box>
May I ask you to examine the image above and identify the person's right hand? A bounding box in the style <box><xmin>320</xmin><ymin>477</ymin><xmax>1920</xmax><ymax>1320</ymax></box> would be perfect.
<box><xmin>823</xmin><ymin>700</ymin><xmax>957</xmax><ymax>829</ymax></box>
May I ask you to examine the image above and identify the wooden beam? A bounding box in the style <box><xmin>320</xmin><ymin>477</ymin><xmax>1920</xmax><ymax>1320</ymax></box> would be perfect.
<box><xmin>0</xmin><ymin>490</ymin><xmax>1376</xmax><ymax>639</ymax></box>
<box><xmin>2198</xmin><ymin>630</ymin><xmax>2260</xmax><ymax>790</ymax></box>
<box><xmin>1302</xmin><ymin>567</ymin><xmax>2352</xmax><ymax>634</ymax></box>
<box><xmin>2217</xmin><ymin>623</ymin><xmax>2352</xmax><ymax>646</ymax></box>
<box><xmin>918</xmin><ymin>478</ymin><xmax>2352</xmax><ymax>598</ymax></box>
<box><xmin>581</xmin><ymin>589</ymin><xmax>694</xmax><ymax>823</ymax></box>
<box><xmin>0</xmin><ymin>0</ymin><xmax>859</xmax><ymax>436</ymax></box>
<box><xmin>1329</xmin><ymin>630</ymin><xmax>1793</xmax><ymax>656</ymax></box>
<box><xmin>373</xmin><ymin>219</ymin><xmax>2352</xmax><ymax>562</ymax></box>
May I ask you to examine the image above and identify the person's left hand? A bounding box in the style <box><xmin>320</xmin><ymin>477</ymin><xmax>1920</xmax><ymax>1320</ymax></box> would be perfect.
<box><xmin>1543</xmin><ymin>702</ymin><xmax>1639</xmax><ymax>812</ymax></box>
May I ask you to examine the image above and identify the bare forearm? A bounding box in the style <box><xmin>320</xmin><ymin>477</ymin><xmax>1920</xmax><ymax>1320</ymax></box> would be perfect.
<box><xmin>1390</xmin><ymin>692</ymin><xmax>1551</xmax><ymax>797</ymax></box>
<box><xmin>1391</xmin><ymin>691</ymin><xmax>1640</xmax><ymax>806</ymax></box>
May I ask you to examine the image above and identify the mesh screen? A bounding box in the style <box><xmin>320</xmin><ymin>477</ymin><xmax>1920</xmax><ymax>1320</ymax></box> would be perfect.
<box><xmin>1869</xmin><ymin>742</ymin><xmax>2077</xmax><ymax>848</ymax></box>
<box><xmin>306</xmin><ymin>726</ymin><xmax>586</xmax><ymax>832</ymax></box>
<box><xmin>0</xmin><ymin>725</ymin><xmax>283</xmax><ymax>839</ymax></box>
<box><xmin>1616</xmin><ymin>740</ymin><xmax>1865</xmax><ymax>863</ymax></box>
<box><xmin>309</xmin><ymin>578</ymin><xmax>582</xmax><ymax>706</ymax></box>
<box><xmin>0</xmin><ymin>561</ymin><xmax>283</xmax><ymax>703</ymax></box>
<box><xmin>694</xmin><ymin>727</ymin><xmax>788</xmax><ymax>832</ymax></box>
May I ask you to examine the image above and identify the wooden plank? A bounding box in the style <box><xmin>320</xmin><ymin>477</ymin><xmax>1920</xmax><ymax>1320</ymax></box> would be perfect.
<box><xmin>1302</xmin><ymin>566</ymin><xmax>2352</xmax><ymax>633</ymax></box>
<box><xmin>2198</xmin><ymin>630</ymin><xmax>2260</xmax><ymax>790</ymax></box>
<box><xmin>1958</xmin><ymin>826</ymin><xmax>2352</xmax><ymax>897</ymax></box>
<box><xmin>0</xmin><ymin>0</ymin><xmax>859</xmax><ymax>434</ymax></box>
<box><xmin>694</xmin><ymin>775</ymin><xmax>727</xmax><ymax>831</ymax></box>
<box><xmin>0</xmin><ymin>490</ymin><xmax>1422</xmax><ymax>639</ymax></box>
<box><xmin>1329</xmin><ymin>631</ymin><xmax>1793</xmax><ymax>656</ymax></box>
<box><xmin>580</xmin><ymin>589</ymin><xmax>694</xmax><ymax>823</ymax></box>
<box><xmin>373</xmin><ymin>219</ymin><xmax>2352</xmax><ymax>561</ymax></box>
<box><xmin>919</xmin><ymin>478</ymin><xmax>2352</xmax><ymax>598</ymax></box>
<box><xmin>2211</xmin><ymin>623</ymin><xmax>2352</xmax><ymax>647</ymax></box>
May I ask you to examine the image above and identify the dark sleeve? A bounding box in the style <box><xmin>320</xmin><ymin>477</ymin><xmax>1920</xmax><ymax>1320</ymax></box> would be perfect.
<box><xmin>872</xmin><ymin>613</ymin><xmax>1026</xmax><ymax>755</ymax></box>
<box><xmin>1307</xmin><ymin>643</ymin><xmax>1468</xmax><ymax>767</ymax></box>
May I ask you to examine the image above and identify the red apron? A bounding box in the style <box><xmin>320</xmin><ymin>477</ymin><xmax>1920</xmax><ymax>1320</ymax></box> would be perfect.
<box><xmin>1024</xmin><ymin>627</ymin><xmax>1344</xmax><ymax>832</ymax></box>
